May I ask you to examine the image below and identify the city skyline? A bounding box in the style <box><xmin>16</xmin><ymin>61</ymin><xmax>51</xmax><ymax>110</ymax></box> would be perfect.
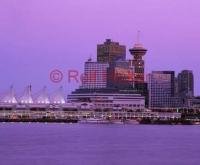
<box><xmin>0</xmin><ymin>0</ymin><xmax>200</xmax><ymax>95</ymax></box>
<box><xmin>0</xmin><ymin>37</ymin><xmax>198</xmax><ymax>96</ymax></box>
<box><xmin>1</xmin><ymin>2</ymin><xmax>200</xmax><ymax>165</ymax></box>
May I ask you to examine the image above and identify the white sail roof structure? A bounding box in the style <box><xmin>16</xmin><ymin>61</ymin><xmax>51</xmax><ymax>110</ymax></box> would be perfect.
<box><xmin>35</xmin><ymin>86</ymin><xmax>50</xmax><ymax>104</ymax></box>
<box><xmin>1</xmin><ymin>86</ymin><xmax>18</xmax><ymax>104</ymax></box>
<box><xmin>19</xmin><ymin>85</ymin><xmax>33</xmax><ymax>104</ymax></box>
<box><xmin>51</xmin><ymin>86</ymin><xmax>66</xmax><ymax>104</ymax></box>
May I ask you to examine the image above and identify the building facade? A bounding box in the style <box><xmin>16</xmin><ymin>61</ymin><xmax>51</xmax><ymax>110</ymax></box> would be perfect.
<box><xmin>177</xmin><ymin>70</ymin><xmax>194</xmax><ymax>98</ymax></box>
<box><xmin>129</xmin><ymin>43</ymin><xmax>147</xmax><ymax>83</ymax></box>
<box><xmin>97</xmin><ymin>39</ymin><xmax>126</xmax><ymax>63</ymax></box>
<box><xmin>176</xmin><ymin>70</ymin><xmax>194</xmax><ymax>107</ymax></box>
<box><xmin>81</xmin><ymin>59</ymin><xmax>109</xmax><ymax>89</ymax></box>
<box><xmin>188</xmin><ymin>97</ymin><xmax>200</xmax><ymax>108</ymax></box>
<box><xmin>68</xmin><ymin>93</ymin><xmax>145</xmax><ymax>110</ymax></box>
<box><xmin>107</xmin><ymin>60</ymin><xmax>134</xmax><ymax>90</ymax></box>
<box><xmin>147</xmin><ymin>71</ymin><xmax>181</xmax><ymax>108</ymax></box>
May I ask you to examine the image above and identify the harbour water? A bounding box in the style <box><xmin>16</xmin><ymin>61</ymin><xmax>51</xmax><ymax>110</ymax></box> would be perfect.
<box><xmin>0</xmin><ymin>123</ymin><xmax>200</xmax><ymax>165</ymax></box>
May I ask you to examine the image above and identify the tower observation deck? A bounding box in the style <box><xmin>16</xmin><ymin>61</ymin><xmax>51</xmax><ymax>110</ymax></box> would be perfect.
<box><xmin>129</xmin><ymin>36</ymin><xmax>147</xmax><ymax>83</ymax></box>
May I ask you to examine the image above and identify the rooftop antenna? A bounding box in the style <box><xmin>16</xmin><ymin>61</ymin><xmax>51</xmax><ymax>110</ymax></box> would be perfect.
<box><xmin>88</xmin><ymin>54</ymin><xmax>92</xmax><ymax>62</ymax></box>
<box><xmin>137</xmin><ymin>30</ymin><xmax>141</xmax><ymax>44</ymax></box>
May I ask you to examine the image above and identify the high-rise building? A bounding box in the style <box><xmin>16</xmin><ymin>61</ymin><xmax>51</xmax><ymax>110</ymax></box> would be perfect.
<box><xmin>81</xmin><ymin>58</ymin><xmax>109</xmax><ymax>89</ymax></box>
<box><xmin>97</xmin><ymin>39</ymin><xmax>126</xmax><ymax>63</ymax></box>
<box><xmin>107</xmin><ymin>60</ymin><xmax>134</xmax><ymax>90</ymax></box>
<box><xmin>177</xmin><ymin>70</ymin><xmax>194</xmax><ymax>98</ymax></box>
<box><xmin>174</xmin><ymin>77</ymin><xmax>179</xmax><ymax>96</ymax></box>
<box><xmin>147</xmin><ymin>71</ymin><xmax>181</xmax><ymax>108</ymax></box>
<box><xmin>129</xmin><ymin>40</ymin><xmax>148</xmax><ymax>107</ymax></box>
<box><xmin>129</xmin><ymin>42</ymin><xmax>147</xmax><ymax>83</ymax></box>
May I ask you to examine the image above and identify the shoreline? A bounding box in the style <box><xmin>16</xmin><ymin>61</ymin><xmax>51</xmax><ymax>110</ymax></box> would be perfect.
<box><xmin>0</xmin><ymin>110</ymin><xmax>200</xmax><ymax>125</ymax></box>
<box><xmin>0</xmin><ymin>118</ymin><xmax>199</xmax><ymax>125</ymax></box>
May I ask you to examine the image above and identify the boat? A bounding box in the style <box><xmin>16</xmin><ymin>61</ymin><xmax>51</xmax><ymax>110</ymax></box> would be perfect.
<box><xmin>193</xmin><ymin>121</ymin><xmax>200</xmax><ymax>125</ymax></box>
<box><xmin>124</xmin><ymin>119</ymin><xmax>140</xmax><ymax>124</ymax></box>
<box><xmin>110</xmin><ymin>119</ymin><xmax>124</xmax><ymax>124</ymax></box>
<box><xmin>79</xmin><ymin>118</ymin><xmax>110</xmax><ymax>124</ymax></box>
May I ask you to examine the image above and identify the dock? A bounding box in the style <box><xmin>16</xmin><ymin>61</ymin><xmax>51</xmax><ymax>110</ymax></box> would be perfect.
<box><xmin>0</xmin><ymin>110</ymin><xmax>184</xmax><ymax>124</ymax></box>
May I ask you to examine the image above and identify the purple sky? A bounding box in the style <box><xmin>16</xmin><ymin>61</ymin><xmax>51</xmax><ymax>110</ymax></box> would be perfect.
<box><xmin>0</xmin><ymin>0</ymin><xmax>200</xmax><ymax>96</ymax></box>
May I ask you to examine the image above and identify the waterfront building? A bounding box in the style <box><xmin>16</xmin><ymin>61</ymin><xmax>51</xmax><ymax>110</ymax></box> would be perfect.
<box><xmin>147</xmin><ymin>71</ymin><xmax>181</xmax><ymax>108</ymax></box>
<box><xmin>107</xmin><ymin>60</ymin><xmax>134</xmax><ymax>90</ymax></box>
<box><xmin>97</xmin><ymin>39</ymin><xmax>126</xmax><ymax>63</ymax></box>
<box><xmin>177</xmin><ymin>70</ymin><xmax>194</xmax><ymax>98</ymax></box>
<box><xmin>174</xmin><ymin>77</ymin><xmax>179</xmax><ymax>96</ymax></box>
<box><xmin>81</xmin><ymin>58</ymin><xmax>109</xmax><ymax>89</ymax></box>
<box><xmin>134</xmin><ymin>82</ymin><xmax>149</xmax><ymax>107</ymax></box>
<box><xmin>176</xmin><ymin>70</ymin><xmax>194</xmax><ymax>107</ymax></box>
<box><xmin>68</xmin><ymin>92</ymin><xmax>145</xmax><ymax>110</ymax></box>
<box><xmin>188</xmin><ymin>96</ymin><xmax>200</xmax><ymax>108</ymax></box>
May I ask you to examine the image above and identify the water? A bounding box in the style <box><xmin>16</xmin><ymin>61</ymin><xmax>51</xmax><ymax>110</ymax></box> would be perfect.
<box><xmin>0</xmin><ymin>123</ymin><xmax>200</xmax><ymax>165</ymax></box>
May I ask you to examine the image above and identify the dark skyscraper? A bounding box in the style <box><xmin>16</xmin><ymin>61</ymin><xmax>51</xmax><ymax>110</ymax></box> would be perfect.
<box><xmin>147</xmin><ymin>71</ymin><xmax>181</xmax><ymax>108</ymax></box>
<box><xmin>97</xmin><ymin>39</ymin><xmax>126</xmax><ymax>63</ymax></box>
<box><xmin>178</xmin><ymin>70</ymin><xmax>194</xmax><ymax>98</ymax></box>
<box><xmin>161</xmin><ymin>71</ymin><xmax>175</xmax><ymax>97</ymax></box>
<box><xmin>129</xmin><ymin>42</ymin><xmax>147</xmax><ymax>83</ymax></box>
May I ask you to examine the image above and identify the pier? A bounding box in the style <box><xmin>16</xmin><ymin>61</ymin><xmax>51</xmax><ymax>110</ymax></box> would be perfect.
<box><xmin>0</xmin><ymin>109</ymin><xmax>183</xmax><ymax>124</ymax></box>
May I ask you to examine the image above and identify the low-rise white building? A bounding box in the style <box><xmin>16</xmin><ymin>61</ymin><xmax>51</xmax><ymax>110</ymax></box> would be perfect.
<box><xmin>67</xmin><ymin>93</ymin><xmax>145</xmax><ymax>110</ymax></box>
